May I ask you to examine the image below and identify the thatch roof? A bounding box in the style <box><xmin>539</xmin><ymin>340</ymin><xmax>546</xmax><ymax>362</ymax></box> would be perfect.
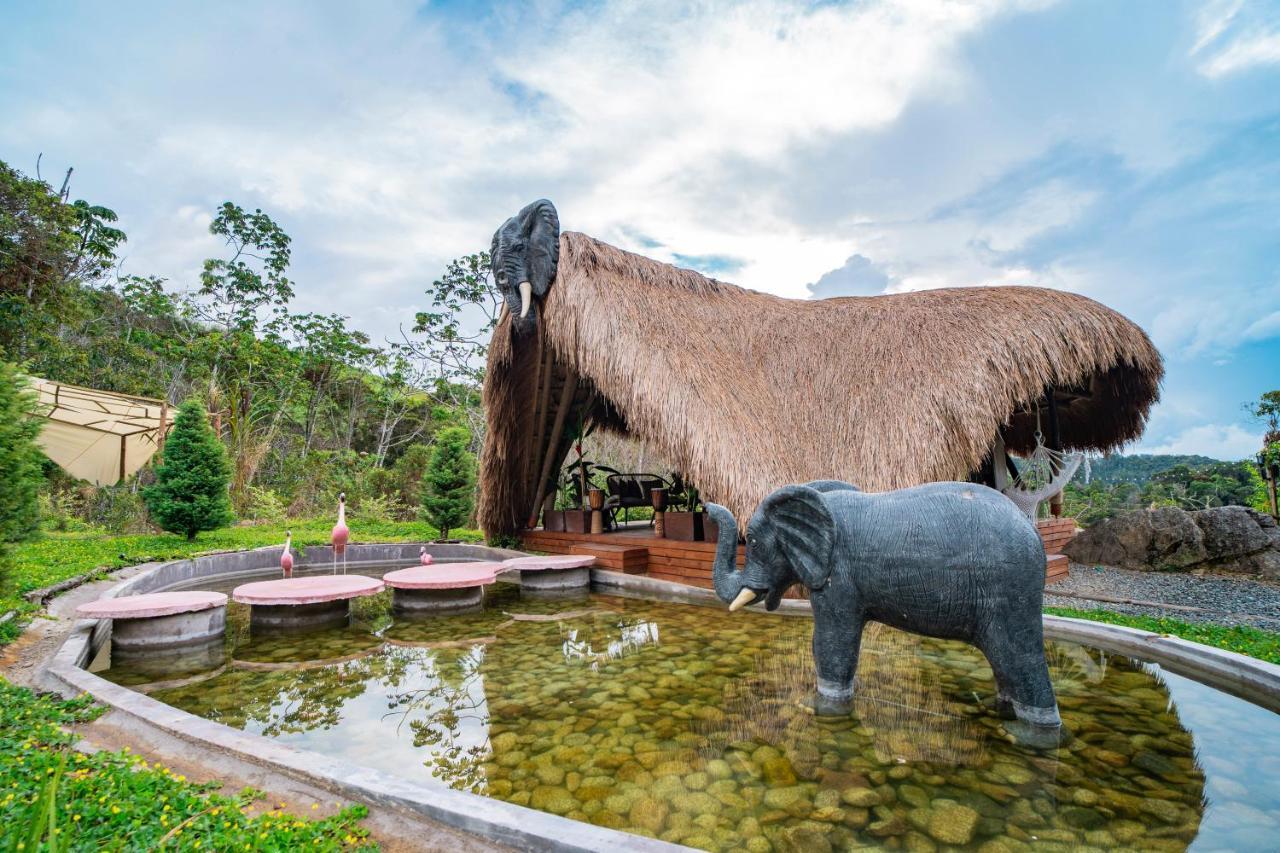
<box><xmin>479</xmin><ymin>232</ymin><xmax>1162</xmax><ymax>536</ymax></box>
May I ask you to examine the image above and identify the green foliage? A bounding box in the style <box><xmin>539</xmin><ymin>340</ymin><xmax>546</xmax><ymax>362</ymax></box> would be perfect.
<box><xmin>1080</xmin><ymin>453</ymin><xmax>1221</xmax><ymax>486</ymax></box>
<box><xmin>391</xmin><ymin>444</ymin><xmax>434</xmax><ymax>509</ymax></box>
<box><xmin>1063</xmin><ymin>456</ymin><xmax>1268</xmax><ymax>525</ymax></box>
<box><xmin>0</xmin><ymin>362</ymin><xmax>43</xmax><ymax>553</ymax></box>
<box><xmin>0</xmin><ymin>679</ymin><xmax>376</xmax><ymax>849</ymax></box>
<box><xmin>142</xmin><ymin>400</ymin><xmax>234</xmax><ymax>540</ymax></box>
<box><xmin>1044</xmin><ymin>607</ymin><xmax>1280</xmax><ymax>665</ymax></box>
<box><xmin>246</xmin><ymin>486</ymin><xmax>288</xmax><ymax>525</ymax></box>
<box><xmin>421</xmin><ymin>427</ymin><xmax>476</xmax><ymax>540</ymax></box>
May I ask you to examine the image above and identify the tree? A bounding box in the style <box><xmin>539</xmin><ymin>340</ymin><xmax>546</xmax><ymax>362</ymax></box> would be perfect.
<box><xmin>421</xmin><ymin>427</ymin><xmax>475</xmax><ymax>540</ymax></box>
<box><xmin>143</xmin><ymin>400</ymin><xmax>234</xmax><ymax>540</ymax></box>
<box><xmin>0</xmin><ymin>362</ymin><xmax>43</xmax><ymax>551</ymax></box>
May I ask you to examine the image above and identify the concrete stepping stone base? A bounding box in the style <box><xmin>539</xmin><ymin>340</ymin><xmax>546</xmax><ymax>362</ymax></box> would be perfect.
<box><xmin>232</xmin><ymin>575</ymin><xmax>385</xmax><ymax>632</ymax></box>
<box><xmin>383</xmin><ymin>563</ymin><xmax>502</xmax><ymax>614</ymax></box>
<box><xmin>76</xmin><ymin>591</ymin><xmax>228</xmax><ymax>656</ymax></box>
<box><xmin>502</xmin><ymin>555</ymin><xmax>596</xmax><ymax>592</ymax></box>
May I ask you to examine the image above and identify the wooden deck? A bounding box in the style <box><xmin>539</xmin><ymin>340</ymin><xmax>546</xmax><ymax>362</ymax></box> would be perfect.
<box><xmin>520</xmin><ymin>518</ymin><xmax>1073</xmax><ymax>591</ymax></box>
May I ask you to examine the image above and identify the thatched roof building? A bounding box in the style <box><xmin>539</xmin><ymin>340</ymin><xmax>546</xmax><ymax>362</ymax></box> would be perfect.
<box><xmin>479</xmin><ymin>223</ymin><xmax>1161</xmax><ymax>538</ymax></box>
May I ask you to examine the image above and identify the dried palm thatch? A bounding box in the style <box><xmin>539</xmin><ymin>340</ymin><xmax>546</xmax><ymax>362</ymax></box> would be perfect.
<box><xmin>480</xmin><ymin>232</ymin><xmax>1162</xmax><ymax>536</ymax></box>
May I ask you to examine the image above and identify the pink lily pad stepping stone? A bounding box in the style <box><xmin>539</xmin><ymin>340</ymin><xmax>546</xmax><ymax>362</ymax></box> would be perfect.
<box><xmin>76</xmin><ymin>591</ymin><xmax>228</xmax><ymax>654</ymax></box>
<box><xmin>232</xmin><ymin>575</ymin><xmax>384</xmax><ymax>605</ymax></box>
<box><xmin>502</xmin><ymin>555</ymin><xmax>596</xmax><ymax>571</ymax></box>
<box><xmin>502</xmin><ymin>554</ymin><xmax>596</xmax><ymax>592</ymax></box>
<box><xmin>77</xmin><ymin>590</ymin><xmax>227</xmax><ymax>619</ymax></box>
<box><xmin>383</xmin><ymin>563</ymin><xmax>502</xmax><ymax>614</ymax></box>
<box><xmin>233</xmin><ymin>575</ymin><xmax>385</xmax><ymax>633</ymax></box>
<box><xmin>383</xmin><ymin>563</ymin><xmax>502</xmax><ymax>589</ymax></box>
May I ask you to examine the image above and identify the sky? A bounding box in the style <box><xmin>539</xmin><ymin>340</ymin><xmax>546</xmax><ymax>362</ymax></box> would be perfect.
<box><xmin>2</xmin><ymin>0</ymin><xmax>1278</xmax><ymax>460</ymax></box>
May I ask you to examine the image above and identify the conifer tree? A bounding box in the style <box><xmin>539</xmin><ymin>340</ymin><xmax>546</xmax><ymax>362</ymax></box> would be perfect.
<box><xmin>421</xmin><ymin>426</ymin><xmax>475</xmax><ymax>540</ymax></box>
<box><xmin>143</xmin><ymin>399</ymin><xmax>233</xmax><ymax>540</ymax></box>
<box><xmin>0</xmin><ymin>362</ymin><xmax>43</xmax><ymax>552</ymax></box>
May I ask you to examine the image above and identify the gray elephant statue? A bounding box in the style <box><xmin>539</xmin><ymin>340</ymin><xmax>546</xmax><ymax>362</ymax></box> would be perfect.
<box><xmin>707</xmin><ymin>480</ymin><xmax>1063</xmax><ymax>747</ymax></box>
<box><xmin>491</xmin><ymin>199</ymin><xmax>560</xmax><ymax>335</ymax></box>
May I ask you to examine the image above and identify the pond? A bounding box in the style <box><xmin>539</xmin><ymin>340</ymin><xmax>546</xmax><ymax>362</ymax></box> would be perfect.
<box><xmin>101</xmin><ymin>574</ymin><xmax>1280</xmax><ymax>851</ymax></box>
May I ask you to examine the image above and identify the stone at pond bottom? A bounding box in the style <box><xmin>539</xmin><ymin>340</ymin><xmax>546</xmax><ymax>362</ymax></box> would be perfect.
<box><xmin>925</xmin><ymin>800</ymin><xmax>980</xmax><ymax>846</ymax></box>
<box><xmin>530</xmin><ymin>786</ymin><xmax>578</xmax><ymax>815</ymax></box>
<box><xmin>840</xmin><ymin>787</ymin><xmax>881</xmax><ymax>807</ymax></box>
<box><xmin>776</xmin><ymin>825</ymin><xmax>833</xmax><ymax>853</ymax></box>
<box><xmin>761</xmin><ymin>756</ymin><xmax>798</xmax><ymax>786</ymax></box>
<box><xmin>629</xmin><ymin>796</ymin><xmax>669</xmax><ymax>832</ymax></box>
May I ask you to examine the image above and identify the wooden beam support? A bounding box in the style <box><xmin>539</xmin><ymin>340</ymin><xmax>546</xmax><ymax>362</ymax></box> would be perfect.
<box><xmin>528</xmin><ymin>374</ymin><xmax>578</xmax><ymax>527</ymax></box>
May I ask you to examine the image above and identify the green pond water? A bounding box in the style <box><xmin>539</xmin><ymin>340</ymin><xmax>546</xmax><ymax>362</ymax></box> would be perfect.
<box><xmin>102</xmin><ymin>576</ymin><xmax>1280</xmax><ymax>851</ymax></box>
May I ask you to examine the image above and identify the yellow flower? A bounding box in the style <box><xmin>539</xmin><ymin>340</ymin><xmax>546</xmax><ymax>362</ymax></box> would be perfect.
<box><xmin>110</xmin><ymin>805</ymin><xmax>121</xmax><ymax>814</ymax></box>
<box><xmin>72</xmin><ymin>815</ymin><xmax>81</xmax><ymax>822</ymax></box>
<box><xmin>311</xmin><ymin>803</ymin><xmax>318</xmax><ymax>810</ymax></box>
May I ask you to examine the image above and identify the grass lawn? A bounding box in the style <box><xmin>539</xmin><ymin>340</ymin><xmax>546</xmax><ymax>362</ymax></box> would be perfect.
<box><xmin>0</xmin><ymin>519</ymin><xmax>483</xmax><ymax>643</ymax></box>
<box><xmin>1044</xmin><ymin>605</ymin><xmax>1280</xmax><ymax>665</ymax></box>
<box><xmin>0</xmin><ymin>679</ymin><xmax>376</xmax><ymax>850</ymax></box>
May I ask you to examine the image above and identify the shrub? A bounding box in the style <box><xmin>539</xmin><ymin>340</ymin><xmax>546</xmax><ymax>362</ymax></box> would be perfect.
<box><xmin>0</xmin><ymin>362</ymin><xmax>43</xmax><ymax>548</ymax></box>
<box><xmin>393</xmin><ymin>444</ymin><xmax>433</xmax><ymax>508</ymax></box>
<box><xmin>142</xmin><ymin>400</ymin><xmax>234</xmax><ymax>540</ymax></box>
<box><xmin>81</xmin><ymin>484</ymin><xmax>150</xmax><ymax>534</ymax></box>
<box><xmin>246</xmin><ymin>486</ymin><xmax>288</xmax><ymax>524</ymax></box>
<box><xmin>356</xmin><ymin>492</ymin><xmax>402</xmax><ymax>523</ymax></box>
<box><xmin>421</xmin><ymin>427</ymin><xmax>475</xmax><ymax>541</ymax></box>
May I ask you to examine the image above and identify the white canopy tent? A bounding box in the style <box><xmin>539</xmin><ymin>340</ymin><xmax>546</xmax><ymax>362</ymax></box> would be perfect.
<box><xmin>28</xmin><ymin>377</ymin><xmax>173</xmax><ymax>485</ymax></box>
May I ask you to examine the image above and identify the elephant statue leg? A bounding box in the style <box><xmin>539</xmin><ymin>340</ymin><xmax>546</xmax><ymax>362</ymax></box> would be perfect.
<box><xmin>978</xmin><ymin>626</ymin><xmax>1063</xmax><ymax>748</ymax></box>
<box><xmin>810</xmin><ymin>606</ymin><xmax>864</xmax><ymax>716</ymax></box>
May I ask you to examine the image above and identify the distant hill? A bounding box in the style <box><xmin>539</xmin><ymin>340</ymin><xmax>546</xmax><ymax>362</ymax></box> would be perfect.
<box><xmin>1079</xmin><ymin>454</ymin><xmax>1223</xmax><ymax>486</ymax></box>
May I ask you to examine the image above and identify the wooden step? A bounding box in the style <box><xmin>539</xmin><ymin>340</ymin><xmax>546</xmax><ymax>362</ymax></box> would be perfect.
<box><xmin>569</xmin><ymin>543</ymin><xmax>648</xmax><ymax>574</ymax></box>
<box><xmin>1046</xmin><ymin>554</ymin><xmax>1069</xmax><ymax>584</ymax></box>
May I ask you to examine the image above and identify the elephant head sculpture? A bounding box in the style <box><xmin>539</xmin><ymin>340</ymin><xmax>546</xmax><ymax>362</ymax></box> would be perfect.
<box><xmin>491</xmin><ymin>199</ymin><xmax>560</xmax><ymax>335</ymax></box>
<box><xmin>707</xmin><ymin>479</ymin><xmax>1063</xmax><ymax>747</ymax></box>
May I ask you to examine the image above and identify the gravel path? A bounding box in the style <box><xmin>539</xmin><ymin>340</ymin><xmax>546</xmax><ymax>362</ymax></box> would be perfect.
<box><xmin>1046</xmin><ymin>564</ymin><xmax>1280</xmax><ymax>632</ymax></box>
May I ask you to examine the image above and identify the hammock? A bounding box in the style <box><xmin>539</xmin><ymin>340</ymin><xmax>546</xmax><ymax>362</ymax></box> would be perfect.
<box><xmin>993</xmin><ymin>431</ymin><xmax>1083</xmax><ymax>519</ymax></box>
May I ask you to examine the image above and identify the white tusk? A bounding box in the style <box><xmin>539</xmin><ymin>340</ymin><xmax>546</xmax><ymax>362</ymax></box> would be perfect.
<box><xmin>729</xmin><ymin>588</ymin><xmax>758</xmax><ymax>612</ymax></box>
<box><xmin>497</xmin><ymin>303</ymin><xmax>509</xmax><ymax>325</ymax></box>
<box><xmin>518</xmin><ymin>281</ymin><xmax>532</xmax><ymax>318</ymax></box>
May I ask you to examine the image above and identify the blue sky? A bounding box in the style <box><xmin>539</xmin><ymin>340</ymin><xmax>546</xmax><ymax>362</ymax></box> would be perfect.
<box><xmin>2</xmin><ymin>0</ymin><xmax>1278</xmax><ymax>459</ymax></box>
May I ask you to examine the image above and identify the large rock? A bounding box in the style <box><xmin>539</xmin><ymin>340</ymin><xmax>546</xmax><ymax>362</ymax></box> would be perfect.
<box><xmin>1065</xmin><ymin>505</ymin><xmax>1280</xmax><ymax>578</ymax></box>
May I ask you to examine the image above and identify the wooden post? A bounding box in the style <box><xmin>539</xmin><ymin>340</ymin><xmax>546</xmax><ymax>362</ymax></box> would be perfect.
<box><xmin>527</xmin><ymin>375</ymin><xmax>578</xmax><ymax>527</ymax></box>
<box><xmin>1269</xmin><ymin>470</ymin><xmax>1279</xmax><ymax>520</ymax></box>
<box><xmin>1045</xmin><ymin>389</ymin><xmax>1064</xmax><ymax>518</ymax></box>
<box><xmin>118</xmin><ymin>434</ymin><xmax>127</xmax><ymax>484</ymax></box>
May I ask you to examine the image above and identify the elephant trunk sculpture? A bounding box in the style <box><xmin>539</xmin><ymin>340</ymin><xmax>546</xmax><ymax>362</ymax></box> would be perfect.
<box><xmin>708</xmin><ymin>480</ymin><xmax>1063</xmax><ymax>748</ymax></box>
<box><xmin>708</xmin><ymin>503</ymin><xmax>746</xmax><ymax>606</ymax></box>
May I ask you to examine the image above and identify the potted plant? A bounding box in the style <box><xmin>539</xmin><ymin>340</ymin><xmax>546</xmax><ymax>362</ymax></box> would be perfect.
<box><xmin>663</xmin><ymin>477</ymin><xmax>704</xmax><ymax>541</ymax></box>
<box><xmin>557</xmin><ymin>415</ymin><xmax>617</xmax><ymax>534</ymax></box>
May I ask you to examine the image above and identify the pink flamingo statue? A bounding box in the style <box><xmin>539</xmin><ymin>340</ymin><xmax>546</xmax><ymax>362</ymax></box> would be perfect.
<box><xmin>331</xmin><ymin>492</ymin><xmax>349</xmax><ymax>575</ymax></box>
<box><xmin>419</xmin><ymin>546</ymin><xmax>433</xmax><ymax>566</ymax></box>
<box><xmin>280</xmin><ymin>530</ymin><xmax>294</xmax><ymax>578</ymax></box>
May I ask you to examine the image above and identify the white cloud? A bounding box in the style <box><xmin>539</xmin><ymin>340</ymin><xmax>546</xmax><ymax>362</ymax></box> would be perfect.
<box><xmin>1137</xmin><ymin>422</ymin><xmax>1263</xmax><ymax>459</ymax></box>
<box><xmin>973</xmin><ymin>180</ymin><xmax>1097</xmax><ymax>253</ymax></box>
<box><xmin>1191</xmin><ymin>0</ymin><xmax>1280</xmax><ymax>78</ymax></box>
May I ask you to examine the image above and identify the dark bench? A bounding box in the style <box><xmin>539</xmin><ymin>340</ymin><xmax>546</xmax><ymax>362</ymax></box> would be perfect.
<box><xmin>604</xmin><ymin>473</ymin><xmax>668</xmax><ymax>526</ymax></box>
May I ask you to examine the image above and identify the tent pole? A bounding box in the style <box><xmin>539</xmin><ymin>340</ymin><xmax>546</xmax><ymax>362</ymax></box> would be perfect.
<box><xmin>158</xmin><ymin>401</ymin><xmax>169</xmax><ymax>455</ymax></box>
<box><xmin>119</xmin><ymin>434</ymin><xmax>127</xmax><ymax>484</ymax></box>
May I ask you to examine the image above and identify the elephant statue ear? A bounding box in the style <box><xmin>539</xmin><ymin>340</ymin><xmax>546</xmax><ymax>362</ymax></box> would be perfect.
<box><xmin>761</xmin><ymin>485</ymin><xmax>836</xmax><ymax>589</ymax></box>
<box><xmin>518</xmin><ymin>199</ymin><xmax>560</xmax><ymax>298</ymax></box>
